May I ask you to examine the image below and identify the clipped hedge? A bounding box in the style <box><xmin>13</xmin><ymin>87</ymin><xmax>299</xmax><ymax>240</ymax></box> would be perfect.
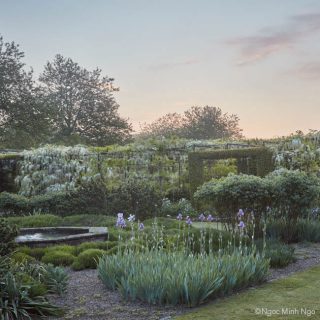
<box><xmin>41</xmin><ymin>251</ymin><xmax>76</xmax><ymax>266</ymax></box>
<box><xmin>0</xmin><ymin>179</ymin><xmax>162</xmax><ymax>219</ymax></box>
<box><xmin>71</xmin><ymin>249</ymin><xmax>105</xmax><ymax>270</ymax></box>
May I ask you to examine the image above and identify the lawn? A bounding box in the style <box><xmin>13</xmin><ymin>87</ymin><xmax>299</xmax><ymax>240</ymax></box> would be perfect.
<box><xmin>175</xmin><ymin>266</ymin><xmax>320</xmax><ymax>320</ymax></box>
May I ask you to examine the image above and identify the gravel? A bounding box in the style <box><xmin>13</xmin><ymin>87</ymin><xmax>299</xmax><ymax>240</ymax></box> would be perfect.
<box><xmin>49</xmin><ymin>243</ymin><xmax>320</xmax><ymax>320</ymax></box>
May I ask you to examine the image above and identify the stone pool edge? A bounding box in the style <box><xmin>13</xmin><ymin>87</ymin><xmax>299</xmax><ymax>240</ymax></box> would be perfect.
<box><xmin>16</xmin><ymin>227</ymin><xmax>108</xmax><ymax>247</ymax></box>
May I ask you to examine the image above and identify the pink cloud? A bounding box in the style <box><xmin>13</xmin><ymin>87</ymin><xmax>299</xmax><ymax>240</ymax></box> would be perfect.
<box><xmin>227</xmin><ymin>12</ymin><xmax>320</xmax><ymax>66</ymax></box>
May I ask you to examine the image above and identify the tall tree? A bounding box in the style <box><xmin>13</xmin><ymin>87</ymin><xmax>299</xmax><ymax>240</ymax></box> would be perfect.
<box><xmin>139</xmin><ymin>106</ymin><xmax>242</xmax><ymax>140</ymax></box>
<box><xmin>0</xmin><ymin>35</ymin><xmax>49</xmax><ymax>148</ymax></box>
<box><xmin>39</xmin><ymin>54</ymin><xmax>132</xmax><ymax>146</ymax></box>
<box><xmin>139</xmin><ymin>113</ymin><xmax>184</xmax><ymax>138</ymax></box>
<box><xmin>182</xmin><ymin>106</ymin><xmax>242</xmax><ymax>139</ymax></box>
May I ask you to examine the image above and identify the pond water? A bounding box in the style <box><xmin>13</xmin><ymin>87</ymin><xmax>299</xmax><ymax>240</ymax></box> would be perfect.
<box><xmin>16</xmin><ymin>230</ymin><xmax>86</xmax><ymax>241</ymax></box>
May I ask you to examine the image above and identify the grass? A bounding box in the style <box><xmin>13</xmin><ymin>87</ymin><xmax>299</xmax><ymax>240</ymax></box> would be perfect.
<box><xmin>175</xmin><ymin>266</ymin><xmax>320</xmax><ymax>320</ymax></box>
<box><xmin>192</xmin><ymin>221</ymin><xmax>223</xmax><ymax>230</ymax></box>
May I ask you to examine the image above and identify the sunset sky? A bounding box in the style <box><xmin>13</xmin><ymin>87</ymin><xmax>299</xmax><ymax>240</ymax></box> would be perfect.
<box><xmin>1</xmin><ymin>0</ymin><xmax>320</xmax><ymax>138</ymax></box>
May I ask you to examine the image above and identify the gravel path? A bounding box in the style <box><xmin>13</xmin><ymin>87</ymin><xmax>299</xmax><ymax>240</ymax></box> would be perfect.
<box><xmin>267</xmin><ymin>242</ymin><xmax>320</xmax><ymax>281</ymax></box>
<box><xmin>49</xmin><ymin>243</ymin><xmax>320</xmax><ymax>320</ymax></box>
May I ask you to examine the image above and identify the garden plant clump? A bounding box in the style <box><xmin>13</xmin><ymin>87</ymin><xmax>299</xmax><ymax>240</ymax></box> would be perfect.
<box><xmin>0</xmin><ymin>218</ymin><xmax>67</xmax><ymax>319</ymax></box>
<box><xmin>97</xmin><ymin>212</ymin><xmax>270</xmax><ymax>307</ymax></box>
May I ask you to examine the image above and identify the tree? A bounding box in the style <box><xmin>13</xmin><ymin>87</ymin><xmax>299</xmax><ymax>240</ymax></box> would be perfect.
<box><xmin>39</xmin><ymin>54</ymin><xmax>132</xmax><ymax>146</ymax></box>
<box><xmin>0</xmin><ymin>35</ymin><xmax>50</xmax><ymax>148</ymax></box>
<box><xmin>139</xmin><ymin>113</ymin><xmax>184</xmax><ymax>138</ymax></box>
<box><xmin>139</xmin><ymin>106</ymin><xmax>242</xmax><ymax>140</ymax></box>
<box><xmin>182</xmin><ymin>106</ymin><xmax>242</xmax><ymax>139</ymax></box>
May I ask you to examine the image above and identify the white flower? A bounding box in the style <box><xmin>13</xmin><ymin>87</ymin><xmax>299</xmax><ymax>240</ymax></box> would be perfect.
<box><xmin>128</xmin><ymin>214</ymin><xmax>135</xmax><ymax>222</ymax></box>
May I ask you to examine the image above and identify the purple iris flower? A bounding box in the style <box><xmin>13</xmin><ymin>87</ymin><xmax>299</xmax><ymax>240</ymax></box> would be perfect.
<box><xmin>207</xmin><ymin>214</ymin><xmax>214</xmax><ymax>222</ymax></box>
<box><xmin>116</xmin><ymin>213</ymin><xmax>126</xmax><ymax>228</ymax></box>
<box><xmin>198</xmin><ymin>213</ymin><xmax>206</xmax><ymax>222</ymax></box>
<box><xmin>177</xmin><ymin>213</ymin><xmax>183</xmax><ymax>221</ymax></box>
<box><xmin>238</xmin><ymin>221</ymin><xmax>245</xmax><ymax>229</ymax></box>
<box><xmin>138</xmin><ymin>223</ymin><xmax>144</xmax><ymax>231</ymax></box>
<box><xmin>186</xmin><ymin>216</ymin><xmax>192</xmax><ymax>225</ymax></box>
<box><xmin>237</xmin><ymin>209</ymin><xmax>244</xmax><ymax>218</ymax></box>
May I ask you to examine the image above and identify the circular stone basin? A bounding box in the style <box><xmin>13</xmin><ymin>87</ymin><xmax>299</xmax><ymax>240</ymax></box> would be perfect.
<box><xmin>16</xmin><ymin>227</ymin><xmax>108</xmax><ymax>248</ymax></box>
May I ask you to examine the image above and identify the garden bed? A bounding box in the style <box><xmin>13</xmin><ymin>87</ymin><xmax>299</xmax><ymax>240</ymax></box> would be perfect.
<box><xmin>48</xmin><ymin>243</ymin><xmax>320</xmax><ymax>320</ymax></box>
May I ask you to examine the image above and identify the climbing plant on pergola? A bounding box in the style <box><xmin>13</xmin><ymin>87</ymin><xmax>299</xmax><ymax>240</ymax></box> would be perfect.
<box><xmin>188</xmin><ymin>147</ymin><xmax>274</xmax><ymax>192</ymax></box>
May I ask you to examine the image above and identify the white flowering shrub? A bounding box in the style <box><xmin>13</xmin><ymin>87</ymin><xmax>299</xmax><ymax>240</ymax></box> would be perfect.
<box><xmin>15</xmin><ymin>145</ymin><xmax>92</xmax><ymax>196</ymax></box>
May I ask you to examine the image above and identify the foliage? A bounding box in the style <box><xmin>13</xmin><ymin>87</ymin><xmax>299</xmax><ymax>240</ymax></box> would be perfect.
<box><xmin>71</xmin><ymin>249</ymin><xmax>105</xmax><ymax>270</ymax></box>
<box><xmin>0</xmin><ymin>181</ymin><xmax>108</xmax><ymax>216</ymax></box>
<box><xmin>0</xmin><ymin>259</ymin><xmax>63</xmax><ymax>319</ymax></box>
<box><xmin>189</xmin><ymin>147</ymin><xmax>274</xmax><ymax>192</ymax></box>
<box><xmin>39</xmin><ymin>54</ymin><xmax>132</xmax><ymax>146</ymax></box>
<box><xmin>42</xmin><ymin>264</ymin><xmax>69</xmax><ymax>295</ymax></box>
<box><xmin>98</xmin><ymin>249</ymin><xmax>269</xmax><ymax>307</ymax></box>
<box><xmin>267</xmin><ymin>218</ymin><xmax>320</xmax><ymax>243</ymax></box>
<box><xmin>41</xmin><ymin>251</ymin><xmax>76</xmax><ymax>266</ymax></box>
<box><xmin>0</xmin><ymin>218</ymin><xmax>18</xmax><ymax>256</ymax></box>
<box><xmin>0</xmin><ymin>35</ymin><xmax>50</xmax><ymax>148</ymax></box>
<box><xmin>139</xmin><ymin>106</ymin><xmax>242</xmax><ymax>140</ymax></box>
<box><xmin>6</xmin><ymin>214</ymin><xmax>115</xmax><ymax>228</ymax></box>
<box><xmin>255</xmin><ymin>239</ymin><xmax>295</xmax><ymax>268</ymax></box>
<box><xmin>161</xmin><ymin>198</ymin><xmax>196</xmax><ymax>217</ymax></box>
<box><xmin>194</xmin><ymin>174</ymin><xmax>272</xmax><ymax>231</ymax></box>
<box><xmin>174</xmin><ymin>266</ymin><xmax>320</xmax><ymax>320</ymax></box>
<box><xmin>267</xmin><ymin>169</ymin><xmax>320</xmax><ymax>242</ymax></box>
<box><xmin>16</xmin><ymin>145</ymin><xmax>92</xmax><ymax>196</ymax></box>
<box><xmin>203</xmin><ymin>159</ymin><xmax>237</xmax><ymax>181</ymax></box>
<box><xmin>271</xmin><ymin>132</ymin><xmax>320</xmax><ymax>173</ymax></box>
<box><xmin>16</xmin><ymin>246</ymin><xmax>46</xmax><ymax>260</ymax></box>
<box><xmin>10</xmin><ymin>252</ymin><xmax>36</xmax><ymax>264</ymax></box>
<box><xmin>0</xmin><ymin>271</ymin><xmax>62</xmax><ymax>319</ymax></box>
<box><xmin>75</xmin><ymin>241</ymin><xmax>117</xmax><ymax>255</ymax></box>
<box><xmin>105</xmin><ymin>179</ymin><xmax>163</xmax><ymax>219</ymax></box>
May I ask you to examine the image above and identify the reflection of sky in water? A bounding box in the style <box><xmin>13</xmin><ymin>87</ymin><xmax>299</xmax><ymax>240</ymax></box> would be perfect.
<box><xmin>16</xmin><ymin>232</ymin><xmax>74</xmax><ymax>241</ymax></box>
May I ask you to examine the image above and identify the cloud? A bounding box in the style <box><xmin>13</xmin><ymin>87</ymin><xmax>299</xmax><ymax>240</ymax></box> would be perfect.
<box><xmin>290</xmin><ymin>62</ymin><xmax>320</xmax><ymax>80</ymax></box>
<box><xmin>148</xmin><ymin>58</ymin><xmax>199</xmax><ymax>70</ymax></box>
<box><xmin>227</xmin><ymin>12</ymin><xmax>320</xmax><ymax>66</ymax></box>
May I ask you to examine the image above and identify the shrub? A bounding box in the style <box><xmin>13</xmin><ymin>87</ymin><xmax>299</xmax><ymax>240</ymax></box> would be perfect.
<box><xmin>0</xmin><ymin>181</ymin><xmax>108</xmax><ymax>217</ymax></box>
<box><xmin>16</xmin><ymin>246</ymin><xmax>46</xmax><ymax>260</ymax></box>
<box><xmin>161</xmin><ymin>198</ymin><xmax>196</xmax><ymax>217</ymax></box>
<box><xmin>44</xmin><ymin>245</ymin><xmax>77</xmax><ymax>255</ymax></box>
<box><xmin>194</xmin><ymin>174</ymin><xmax>271</xmax><ymax>232</ymax></box>
<box><xmin>105</xmin><ymin>179</ymin><xmax>163</xmax><ymax>220</ymax></box>
<box><xmin>41</xmin><ymin>251</ymin><xmax>75</xmax><ymax>266</ymax></box>
<box><xmin>267</xmin><ymin>170</ymin><xmax>320</xmax><ymax>242</ymax></box>
<box><xmin>71</xmin><ymin>249</ymin><xmax>105</xmax><ymax>270</ymax></box>
<box><xmin>0</xmin><ymin>192</ymin><xmax>30</xmax><ymax>216</ymax></box>
<box><xmin>62</xmin><ymin>214</ymin><xmax>115</xmax><ymax>227</ymax></box>
<box><xmin>75</xmin><ymin>241</ymin><xmax>117</xmax><ymax>255</ymax></box>
<box><xmin>10</xmin><ymin>252</ymin><xmax>36</xmax><ymax>264</ymax></box>
<box><xmin>98</xmin><ymin>250</ymin><xmax>269</xmax><ymax>306</ymax></box>
<box><xmin>0</xmin><ymin>218</ymin><xmax>19</xmax><ymax>256</ymax></box>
